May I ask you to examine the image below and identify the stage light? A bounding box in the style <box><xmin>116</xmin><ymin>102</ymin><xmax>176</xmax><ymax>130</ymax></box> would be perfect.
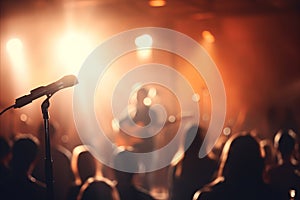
<box><xmin>6</xmin><ymin>38</ymin><xmax>26</xmax><ymax>69</ymax></box>
<box><xmin>149</xmin><ymin>0</ymin><xmax>166</xmax><ymax>7</ymax></box>
<box><xmin>223</xmin><ymin>127</ymin><xmax>231</xmax><ymax>136</ymax></box>
<box><xmin>6</xmin><ymin>38</ymin><xmax>23</xmax><ymax>53</ymax></box>
<box><xmin>56</xmin><ymin>32</ymin><xmax>93</xmax><ymax>73</ymax></box>
<box><xmin>143</xmin><ymin>97</ymin><xmax>152</xmax><ymax>106</ymax></box>
<box><xmin>148</xmin><ymin>87</ymin><xmax>157</xmax><ymax>98</ymax></box>
<box><xmin>6</xmin><ymin>37</ymin><xmax>29</xmax><ymax>92</ymax></box>
<box><xmin>192</xmin><ymin>93</ymin><xmax>200</xmax><ymax>102</ymax></box>
<box><xmin>112</xmin><ymin>118</ymin><xmax>120</xmax><ymax>132</ymax></box>
<box><xmin>137</xmin><ymin>49</ymin><xmax>152</xmax><ymax>59</ymax></box>
<box><xmin>290</xmin><ymin>189</ymin><xmax>296</xmax><ymax>199</ymax></box>
<box><xmin>202</xmin><ymin>30</ymin><xmax>215</xmax><ymax>43</ymax></box>
<box><xmin>168</xmin><ymin>115</ymin><xmax>176</xmax><ymax>123</ymax></box>
<box><xmin>135</xmin><ymin>34</ymin><xmax>153</xmax><ymax>48</ymax></box>
<box><xmin>135</xmin><ymin>34</ymin><xmax>153</xmax><ymax>59</ymax></box>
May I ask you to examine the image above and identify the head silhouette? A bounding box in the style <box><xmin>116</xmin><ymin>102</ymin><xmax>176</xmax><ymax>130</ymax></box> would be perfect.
<box><xmin>11</xmin><ymin>134</ymin><xmax>39</xmax><ymax>174</ymax></box>
<box><xmin>275</xmin><ymin>129</ymin><xmax>296</xmax><ymax>160</ymax></box>
<box><xmin>133</xmin><ymin>87</ymin><xmax>151</xmax><ymax>126</ymax></box>
<box><xmin>71</xmin><ymin>145</ymin><xmax>98</xmax><ymax>185</ymax></box>
<box><xmin>219</xmin><ymin>133</ymin><xmax>264</xmax><ymax>183</ymax></box>
<box><xmin>80</xmin><ymin>178</ymin><xmax>119</xmax><ymax>200</ymax></box>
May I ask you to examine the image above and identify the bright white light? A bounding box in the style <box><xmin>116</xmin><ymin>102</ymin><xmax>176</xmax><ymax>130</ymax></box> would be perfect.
<box><xmin>148</xmin><ymin>87</ymin><xmax>157</xmax><ymax>98</ymax></box>
<box><xmin>6</xmin><ymin>38</ymin><xmax>29</xmax><ymax>88</ymax></box>
<box><xmin>57</xmin><ymin>32</ymin><xmax>93</xmax><ymax>73</ymax></box>
<box><xmin>192</xmin><ymin>93</ymin><xmax>200</xmax><ymax>102</ymax></box>
<box><xmin>112</xmin><ymin>118</ymin><xmax>120</xmax><ymax>132</ymax></box>
<box><xmin>135</xmin><ymin>34</ymin><xmax>153</xmax><ymax>48</ymax></box>
<box><xmin>137</xmin><ymin>49</ymin><xmax>152</xmax><ymax>59</ymax></box>
<box><xmin>223</xmin><ymin>127</ymin><xmax>231</xmax><ymax>136</ymax></box>
<box><xmin>6</xmin><ymin>38</ymin><xmax>23</xmax><ymax>52</ymax></box>
<box><xmin>143</xmin><ymin>97</ymin><xmax>152</xmax><ymax>106</ymax></box>
<box><xmin>135</xmin><ymin>34</ymin><xmax>153</xmax><ymax>59</ymax></box>
<box><xmin>290</xmin><ymin>189</ymin><xmax>296</xmax><ymax>199</ymax></box>
<box><xmin>168</xmin><ymin>115</ymin><xmax>176</xmax><ymax>123</ymax></box>
<box><xmin>6</xmin><ymin>38</ymin><xmax>26</xmax><ymax>69</ymax></box>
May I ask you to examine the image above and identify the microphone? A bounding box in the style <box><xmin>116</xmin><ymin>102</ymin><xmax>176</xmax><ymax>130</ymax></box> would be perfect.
<box><xmin>14</xmin><ymin>75</ymin><xmax>78</xmax><ymax>108</ymax></box>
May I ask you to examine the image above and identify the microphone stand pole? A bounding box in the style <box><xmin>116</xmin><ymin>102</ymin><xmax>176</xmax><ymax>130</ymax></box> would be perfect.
<box><xmin>41</xmin><ymin>95</ymin><xmax>54</xmax><ymax>200</ymax></box>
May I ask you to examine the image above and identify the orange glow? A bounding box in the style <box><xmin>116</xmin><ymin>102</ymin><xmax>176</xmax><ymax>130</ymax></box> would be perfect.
<box><xmin>202</xmin><ymin>30</ymin><xmax>215</xmax><ymax>43</ymax></box>
<box><xmin>149</xmin><ymin>0</ymin><xmax>166</xmax><ymax>7</ymax></box>
<box><xmin>137</xmin><ymin>49</ymin><xmax>152</xmax><ymax>60</ymax></box>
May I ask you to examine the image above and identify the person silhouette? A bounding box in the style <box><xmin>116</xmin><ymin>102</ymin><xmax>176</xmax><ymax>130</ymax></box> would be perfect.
<box><xmin>4</xmin><ymin>134</ymin><xmax>46</xmax><ymax>200</ymax></box>
<box><xmin>170</xmin><ymin>125</ymin><xmax>218</xmax><ymax>200</ymax></box>
<box><xmin>77</xmin><ymin>177</ymin><xmax>120</xmax><ymax>200</ymax></box>
<box><xmin>115</xmin><ymin>87</ymin><xmax>162</xmax><ymax>190</ymax></box>
<box><xmin>113</xmin><ymin>149</ymin><xmax>155</xmax><ymax>200</ymax></box>
<box><xmin>266</xmin><ymin>129</ymin><xmax>300</xmax><ymax>200</ymax></box>
<box><xmin>194</xmin><ymin>133</ymin><xmax>282</xmax><ymax>200</ymax></box>
<box><xmin>67</xmin><ymin>145</ymin><xmax>102</xmax><ymax>200</ymax></box>
<box><xmin>117</xmin><ymin>87</ymin><xmax>158</xmax><ymax>153</ymax></box>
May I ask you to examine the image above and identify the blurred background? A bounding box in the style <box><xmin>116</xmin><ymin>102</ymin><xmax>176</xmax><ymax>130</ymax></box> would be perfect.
<box><xmin>1</xmin><ymin>1</ymin><xmax>300</xmax><ymax>199</ymax></box>
<box><xmin>1</xmin><ymin>0</ymin><xmax>300</xmax><ymax>163</ymax></box>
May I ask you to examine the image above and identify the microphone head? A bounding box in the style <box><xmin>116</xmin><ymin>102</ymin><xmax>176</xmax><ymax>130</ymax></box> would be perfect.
<box><xmin>60</xmin><ymin>75</ymin><xmax>79</xmax><ymax>88</ymax></box>
<box><xmin>14</xmin><ymin>75</ymin><xmax>79</xmax><ymax>109</ymax></box>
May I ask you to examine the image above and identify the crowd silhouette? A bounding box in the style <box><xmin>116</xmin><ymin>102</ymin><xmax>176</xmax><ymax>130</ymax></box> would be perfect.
<box><xmin>266</xmin><ymin>129</ymin><xmax>300</xmax><ymax>199</ymax></box>
<box><xmin>67</xmin><ymin>145</ymin><xmax>99</xmax><ymax>200</ymax></box>
<box><xmin>1</xmin><ymin>134</ymin><xmax>46</xmax><ymax>200</ymax></box>
<box><xmin>1</xmin><ymin>87</ymin><xmax>300</xmax><ymax>200</ymax></box>
<box><xmin>1</xmin><ymin>124</ymin><xmax>299</xmax><ymax>200</ymax></box>
<box><xmin>193</xmin><ymin>133</ymin><xmax>283</xmax><ymax>200</ymax></box>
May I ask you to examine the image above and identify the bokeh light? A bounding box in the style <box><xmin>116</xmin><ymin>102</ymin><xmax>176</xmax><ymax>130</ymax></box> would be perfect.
<box><xmin>56</xmin><ymin>32</ymin><xmax>94</xmax><ymax>74</ymax></box>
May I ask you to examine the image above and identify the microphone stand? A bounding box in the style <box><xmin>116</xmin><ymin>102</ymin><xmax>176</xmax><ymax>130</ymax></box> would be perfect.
<box><xmin>0</xmin><ymin>75</ymin><xmax>78</xmax><ymax>200</ymax></box>
<box><xmin>41</xmin><ymin>95</ymin><xmax>54</xmax><ymax>200</ymax></box>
